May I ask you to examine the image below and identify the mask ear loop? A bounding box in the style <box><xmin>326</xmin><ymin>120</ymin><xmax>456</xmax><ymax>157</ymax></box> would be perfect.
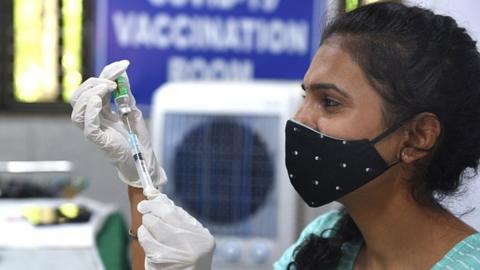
<box><xmin>372</xmin><ymin>113</ymin><xmax>443</xmax><ymax>148</ymax></box>
<box><xmin>370</xmin><ymin>114</ymin><xmax>440</xmax><ymax>167</ymax></box>
<box><xmin>370</xmin><ymin>119</ymin><xmax>410</xmax><ymax>145</ymax></box>
<box><xmin>369</xmin><ymin>117</ymin><xmax>413</xmax><ymax>168</ymax></box>
<box><xmin>382</xmin><ymin>147</ymin><xmax>406</xmax><ymax>168</ymax></box>
<box><xmin>390</xmin><ymin>148</ymin><xmax>408</xmax><ymax>167</ymax></box>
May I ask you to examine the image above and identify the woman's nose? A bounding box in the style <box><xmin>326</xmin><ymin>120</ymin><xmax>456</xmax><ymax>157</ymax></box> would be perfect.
<box><xmin>293</xmin><ymin>100</ymin><xmax>318</xmax><ymax>130</ymax></box>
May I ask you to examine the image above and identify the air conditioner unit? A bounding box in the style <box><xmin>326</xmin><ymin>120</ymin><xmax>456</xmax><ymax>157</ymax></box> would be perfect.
<box><xmin>150</xmin><ymin>81</ymin><xmax>303</xmax><ymax>270</ymax></box>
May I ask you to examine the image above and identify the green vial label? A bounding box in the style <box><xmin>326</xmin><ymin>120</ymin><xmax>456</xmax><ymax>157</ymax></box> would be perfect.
<box><xmin>113</xmin><ymin>76</ymin><xmax>128</xmax><ymax>99</ymax></box>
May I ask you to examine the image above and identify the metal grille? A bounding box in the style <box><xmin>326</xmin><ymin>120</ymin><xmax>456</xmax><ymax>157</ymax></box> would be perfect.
<box><xmin>162</xmin><ymin>114</ymin><xmax>279</xmax><ymax>237</ymax></box>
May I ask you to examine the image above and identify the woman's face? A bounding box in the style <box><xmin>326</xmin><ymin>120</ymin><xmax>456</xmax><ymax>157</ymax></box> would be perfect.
<box><xmin>295</xmin><ymin>37</ymin><xmax>401</xmax><ymax>167</ymax></box>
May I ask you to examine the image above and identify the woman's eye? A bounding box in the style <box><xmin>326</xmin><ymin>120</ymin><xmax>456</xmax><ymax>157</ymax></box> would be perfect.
<box><xmin>323</xmin><ymin>98</ymin><xmax>340</xmax><ymax>107</ymax></box>
<box><xmin>301</xmin><ymin>94</ymin><xmax>306</xmax><ymax>99</ymax></box>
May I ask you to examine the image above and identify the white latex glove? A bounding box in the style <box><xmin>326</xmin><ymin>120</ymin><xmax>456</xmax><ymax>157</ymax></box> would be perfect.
<box><xmin>70</xmin><ymin>60</ymin><xmax>167</xmax><ymax>189</ymax></box>
<box><xmin>137</xmin><ymin>193</ymin><xmax>215</xmax><ymax>270</ymax></box>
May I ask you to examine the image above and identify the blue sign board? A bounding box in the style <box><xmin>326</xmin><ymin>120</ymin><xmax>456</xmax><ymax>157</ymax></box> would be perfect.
<box><xmin>95</xmin><ymin>0</ymin><xmax>325</xmax><ymax>111</ymax></box>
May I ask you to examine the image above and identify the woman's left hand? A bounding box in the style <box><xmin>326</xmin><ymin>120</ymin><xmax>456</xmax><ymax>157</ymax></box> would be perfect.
<box><xmin>137</xmin><ymin>193</ymin><xmax>216</xmax><ymax>270</ymax></box>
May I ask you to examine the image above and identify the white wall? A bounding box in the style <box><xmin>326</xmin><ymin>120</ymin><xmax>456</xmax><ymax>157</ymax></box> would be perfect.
<box><xmin>406</xmin><ymin>0</ymin><xmax>480</xmax><ymax>41</ymax></box>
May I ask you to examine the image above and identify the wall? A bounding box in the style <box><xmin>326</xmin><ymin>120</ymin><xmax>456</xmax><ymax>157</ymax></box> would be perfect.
<box><xmin>406</xmin><ymin>0</ymin><xmax>480</xmax><ymax>41</ymax></box>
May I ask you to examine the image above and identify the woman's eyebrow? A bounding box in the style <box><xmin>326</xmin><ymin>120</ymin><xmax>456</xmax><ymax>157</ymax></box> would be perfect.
<box><xmin>301</xmin><ymin>82</ymin><xmax>350</xmax><ymax>98</ymax></box>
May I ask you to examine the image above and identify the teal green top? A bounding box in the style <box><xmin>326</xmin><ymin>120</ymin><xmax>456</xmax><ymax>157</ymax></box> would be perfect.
<box><xmin>274</xmin><ymin>211</ymin><xmax>480</xmax><ymax>270</ymax></box>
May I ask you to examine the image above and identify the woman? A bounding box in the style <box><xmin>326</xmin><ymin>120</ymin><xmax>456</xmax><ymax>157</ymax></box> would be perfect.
<box><xmin>70</xmin><ymin>2</ymin><xmax>480</xmax><ymax>269</ymax></box>
<box><xmin>276</xmin><ymin>2</ymin><xmax>480</xmax><ymax>269</ymax></box>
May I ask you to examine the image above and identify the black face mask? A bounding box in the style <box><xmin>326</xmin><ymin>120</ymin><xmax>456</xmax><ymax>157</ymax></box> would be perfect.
<box><xmin>285</xmin><ymin>119</ymin><xmax>403</xmax><ymax>207</ymax></box>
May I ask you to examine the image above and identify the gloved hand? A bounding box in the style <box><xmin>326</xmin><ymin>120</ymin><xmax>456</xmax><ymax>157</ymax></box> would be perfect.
<box><xmin>137</xmin><ymin>193</ymin><xmax>216</xmax><ymax>270</ymax></box>
<box><xmin>70</xmin><ymin>60</ymin><xmax>167</xmax><ymax>189</ymax></box>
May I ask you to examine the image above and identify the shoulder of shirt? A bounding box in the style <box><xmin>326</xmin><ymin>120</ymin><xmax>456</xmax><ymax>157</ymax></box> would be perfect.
<box><xmin>272</xmin><ymin>210</ymin><xmax>344</xmax><ymax>270</ymax></box>
<box><xmin>299</xmin><ymin>209</ymin><xmax>344</xmax><ymax>239</ymax></box>
<box><xmin>451</xmin><ymin>233</ymin><xmax>480</xmax><ymax>265</ymax></box>
<box><xmin>434</xmin><ymin>233</ymin><xmax>480</xmax><ymax>269</ymax></box>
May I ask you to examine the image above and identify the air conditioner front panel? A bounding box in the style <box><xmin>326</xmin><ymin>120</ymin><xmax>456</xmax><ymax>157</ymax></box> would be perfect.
<box><xmin>150</xmin><ymin>81</ymin><xmax>302</xmax><ymax>268</ymax></box>
<box><xmin>162</xmin><ymin>113</ymin><xmax>280</xmax><ymax>238</ymax></box>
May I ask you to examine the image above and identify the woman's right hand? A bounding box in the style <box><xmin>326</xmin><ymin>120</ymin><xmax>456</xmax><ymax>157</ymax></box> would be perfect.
<box><xmin>69</xmin><ymin>60</ymin><xmax>167</xmax><ymax>189</ymax></box>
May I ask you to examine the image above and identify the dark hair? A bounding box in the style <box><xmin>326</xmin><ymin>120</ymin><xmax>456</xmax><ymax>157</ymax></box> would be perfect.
<box><xmin>288</xmin><ymin>2</ymin><xmax>480</xmax><ymax>269</ymax></box>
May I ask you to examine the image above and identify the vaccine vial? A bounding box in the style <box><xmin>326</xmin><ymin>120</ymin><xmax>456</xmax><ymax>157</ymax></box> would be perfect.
<box><xmin>114</xmin><ymin>74</ymin><xmax>132</xmax><ymax>116</ymax></box>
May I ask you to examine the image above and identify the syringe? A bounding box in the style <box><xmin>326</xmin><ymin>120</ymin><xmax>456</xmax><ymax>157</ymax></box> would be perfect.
<box><xmin>113</xmin><ymin>74</ymin><xmax>159</xmax><ymax>198</ymax></box>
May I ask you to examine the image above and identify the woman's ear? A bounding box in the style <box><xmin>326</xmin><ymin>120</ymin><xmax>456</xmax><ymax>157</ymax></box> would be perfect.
<box><xmin>401</xmin><ymin>113</ymin><xmax>441</xmax><ymax>163</ymax></box>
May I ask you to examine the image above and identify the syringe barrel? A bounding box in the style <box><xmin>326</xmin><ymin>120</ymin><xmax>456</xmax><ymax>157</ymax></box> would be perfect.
<box><xmin>133</xmin><ymin>154</ymin><xmax>159</xmax><ymax>198</ymax></box>
<box><xmin>129</xmin><ymin>133</ymin><xmax>159</xmax><ymax>198</ymax></box>
<box><xmin>134</xmin><ymin>157</ymin><xmax>155</xmax><ymax>186</ymax></box>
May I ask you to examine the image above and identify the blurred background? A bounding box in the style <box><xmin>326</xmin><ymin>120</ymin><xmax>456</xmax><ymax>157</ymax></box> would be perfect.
<box><xmin>0</xmin><ymin>0</ymin><xmax>479</xmax><ymax>269</ymax></box>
